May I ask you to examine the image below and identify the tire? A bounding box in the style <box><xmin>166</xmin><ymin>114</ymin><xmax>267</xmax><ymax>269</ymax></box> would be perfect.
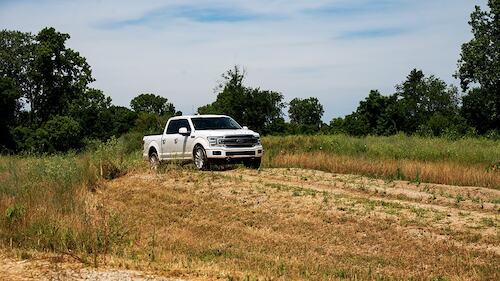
<box><xmin>244</xmin><ymin>158</ymin><xmax>261</xmax><ymax>169</ymax></box>
<box><xmin>149</xmin><ymin>151</ymin><xmax>160</xmax><ymax>170</ymax></box>
<box><xmin>193</xmin><ymin>145</ymin><xmax>210</xmax><ymax>170</ymax></box>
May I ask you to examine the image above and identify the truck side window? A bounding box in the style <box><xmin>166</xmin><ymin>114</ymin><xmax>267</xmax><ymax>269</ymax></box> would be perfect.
<box><xmin>166</xmin><ymin>119</ymin><xmax>190</xmax><ymax>134</ymax></box>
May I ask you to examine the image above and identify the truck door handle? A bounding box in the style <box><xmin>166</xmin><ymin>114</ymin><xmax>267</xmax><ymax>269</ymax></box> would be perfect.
<box><xmin>162</xmin><ymin>140</ymin><xmax>165</xmax><ymax>144</ymax></box>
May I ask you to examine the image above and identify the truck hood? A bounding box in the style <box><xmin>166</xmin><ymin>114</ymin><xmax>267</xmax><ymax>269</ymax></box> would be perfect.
<box><xmin>194</xmin><ymin>129</ymin><xmax>259</xmax><ymax>138</ymax></box>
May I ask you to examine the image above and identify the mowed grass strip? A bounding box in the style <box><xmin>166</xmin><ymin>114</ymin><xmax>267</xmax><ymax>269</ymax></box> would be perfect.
<box><xmin>262</xmin><ymin>134</ymin><xmax>500</xmax><ymax>188</ymax></box>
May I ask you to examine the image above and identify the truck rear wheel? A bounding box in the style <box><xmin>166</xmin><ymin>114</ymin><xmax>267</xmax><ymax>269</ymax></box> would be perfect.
<box><xmin>194</xmin><ymin>146</ymin><xmax>210</xmax><ymax>170</ymax></box>
<box><xmin>149</xmin><ymin>151</ymin><xmax>160</xmax><ymax>170</ymax></box>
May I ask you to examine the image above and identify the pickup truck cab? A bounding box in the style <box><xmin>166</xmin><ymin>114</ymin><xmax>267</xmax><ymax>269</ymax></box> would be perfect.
<box><xmin>143</xmin><ymin>115</ymin><xmax>263</xmax><ymax>170</ymax></box>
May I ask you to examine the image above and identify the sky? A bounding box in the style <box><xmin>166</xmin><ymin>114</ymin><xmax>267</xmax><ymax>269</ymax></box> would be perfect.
<box><xmin>0</xmin><ymin>0</ymin><xmax>488</xmax><ymax>121</ymax></box>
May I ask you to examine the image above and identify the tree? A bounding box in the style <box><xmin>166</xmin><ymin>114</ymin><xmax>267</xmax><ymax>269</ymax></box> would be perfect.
<box><xmin>133</xmin><ymin>112</ymin><xmax>169</xmax><ymax>135</ymax></box>
<box><xmin>198</xmin><ymin>66</ymin><xmax>285</xmax><ymax>133</ymax></box>
<box><xmin>0</xmin><ymin>30</ymin><xmax>35</xmax><ymax>104</ymax></box>
<box><xmin>0</xmin><ymin>77</ymin><xmax>21</xmax><ymax>150</ymax></box>
<box><xmin>392</xmin><ymin>69</ymin><xmax>460</xmax><ymax>134</ymax></box>
<box><xmin>130</xmin><ymin>93</ymin><xmax>175</xmax><ymax>116</ymax></box>
<box><xmin>30</xmin><ymin>27</ymin><xmax>94</xmax><ymax>123</ymax></box>
<box><xmin>288</xmin><ymin>97</ymin><xmax>324</xmax><ymax>126</ymax></box>
<box><xmin>11</xmin><ymin>116</ymin><xmax>81</xmax><ymax>153</ymax></box>
<box><xmin>461</xmin><ymin>88</ymin><xmax>497</xmax><ymax>134</ymax></box>
<box><xmin>456</xmin><ymin>0</ymin><xmax>500</xmax><ymax>133</ymax></box>
<box><xmin>337</xmin><ymin>90</ymin><xmax>391</xmax><ymax>136</ymax></box>
<box><xmin>198</xmin><ymin>66</ymin><xmax>247</xmax><ymax>119</ymax></box>
<box><xmin>43</xmin><ymin>116</ymin><xmax>82</xmax><ymax>152</ymax></box>
<box><xmin>67</xmin><ymin>88</ymin><xmax>112</xmax><ymax>140</ymax></box>
<box><xmin>337</xmin><ymin>70</ymin><xmax>462</xmax><ymax>136</ymax></box>
<box><xmin>1</xmin><ymin>27</ymin><xmax>127</xmax><ymax>152</ymax></box>
<box><xmin>102</xmin><ymin>106</ymin><xmax>138</xmax><ymax>137</ymax></box>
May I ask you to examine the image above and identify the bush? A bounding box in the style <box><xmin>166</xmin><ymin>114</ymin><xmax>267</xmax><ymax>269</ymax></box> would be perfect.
<box><xmin>11</xmin><ymin>116</ymin><xmax>82</xmax><ymax>153</ymax></box>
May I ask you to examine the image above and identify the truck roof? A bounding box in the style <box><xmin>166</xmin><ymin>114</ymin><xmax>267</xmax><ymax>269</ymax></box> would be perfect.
<box><xmin>169</xmin><ymin>114</ymin><xmax>229</xmax><ymax>120</ymax></box>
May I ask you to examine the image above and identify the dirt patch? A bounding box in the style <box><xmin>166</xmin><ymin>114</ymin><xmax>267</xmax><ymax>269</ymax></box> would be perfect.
<box><xmin>0</xmin><ymin>253</ymin><xmax>187</xmax><ymax>281</ymax></box>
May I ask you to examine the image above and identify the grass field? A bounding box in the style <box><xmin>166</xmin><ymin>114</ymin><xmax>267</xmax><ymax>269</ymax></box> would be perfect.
<box><xmin>263</xmin><ymin>134</ymin><xmax>500</xmax><ymax>188</ymax></box>
<box><xmin>0</xmin><ymin>134</ymin><xmax>499</xmax><ymax>280</ymax></box>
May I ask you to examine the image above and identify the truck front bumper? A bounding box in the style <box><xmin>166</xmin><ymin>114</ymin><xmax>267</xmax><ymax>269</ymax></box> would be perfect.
<box><xmin>205</xmin><ymin>145</ymin><xmax>263</xmax><ymax>159</ymax></box>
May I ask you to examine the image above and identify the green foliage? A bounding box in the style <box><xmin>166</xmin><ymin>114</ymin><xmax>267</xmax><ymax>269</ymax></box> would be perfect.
<box><xmin>67</xmin><ymin>88</ymin><xmax>112</xmax><ymax>140</ymax></box>
<box><xmin>11</xmin><ymin>116</ymin><xmax>82</xmax><ymax>153</ymax></box>
<box><xmin>456</xmin><ymin>0</ymin><xmax>500</xmax><ymax>133</ymax></box>
<box><xmin>133</xmin><ymin>112</ymin><xmax>168</xmax><ymax>135</ymax></box>
<box><xmin>130</xmin><ymin>93</ymin><xmax>175</xmax><ymax>116</ymax></box>
<box><xmin>0</xmin><ymin>27</ymin><xmax>106</xmax><ymax>152</ymax></box>
<box><xmin>0</xmin><ymin>29</ymin><xmax>34</xmax><ymax>97</ymax></box>
<box><xmin>288</xmin><ymin>97</ymin><xmax>324</xmax><ymax>126</ymax></box>
<box><xmin>394</xmin><ymin>69</ymin><xmax>460</xmax><ymax>134</ymax></box>
<box><xmin>461</xmin><ymin>87</ymin><xmax>499</xmax><ymax>134</ymax></box>
<box><xmin>101</xmin><ymin>106</ymin><xmax>137</xmax><ymax>138</ymax></box>
<box><xmin>30</xmin><ymin>27</ymin><xmax>94</xmax><ymax>123</ymax></box>
<box><xmin>457</xmin><ymin>0</ymin><xmax>500</xmax><ymax>92</ymax></box>
<box><xmin>198</xmin><ymin>66</ymin><xmax>285</xmax><ymax>134</ymax></box>
<box><xmin>0</xmin><ymin>77</ymin><xmax>21</xmax><ymax>150</ymax></box>
<box><xmin>5</xmin><ymin>204</ymin><xmax>25</xmax><ymax>224</ymax></box>
<box><xmin>334</xmin><ymin>69</ymin><xmax>465</xmax><ymax>137</ymax></box>
<box><xmin>43</xmin><ymin>116</ymin><xmax>82</xmax><ymax>152</ymax></box>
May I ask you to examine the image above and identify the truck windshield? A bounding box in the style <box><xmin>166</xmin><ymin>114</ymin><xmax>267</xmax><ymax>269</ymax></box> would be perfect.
<box><xmin>191</xmin><ymin>117</ymin><xmax>242</xmax><ymax>130</ymax></box>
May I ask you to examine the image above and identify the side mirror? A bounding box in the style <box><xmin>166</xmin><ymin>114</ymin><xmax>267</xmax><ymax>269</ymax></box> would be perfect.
<box><xmin>242</xmin><ymin>126</ymin><xmax>248</xmax><ymax>130</ymax></box>
<box><xmin>178</xmin><ymin>127</ymin><xmax>190</xmax><ymax>135</ymax></box>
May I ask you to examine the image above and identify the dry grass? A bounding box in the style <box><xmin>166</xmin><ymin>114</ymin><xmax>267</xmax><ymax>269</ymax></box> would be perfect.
<box><xmin>262</xmin><ymin>134</ymin><xmax>500</xmax><ymax>188</ymax></box>
<box><xmin>0</xmin><ymin>138</ymin><xmax>144</xmax><ymax>262</ymax></box>
<box><xmin>89</xmin><ymin>168</ymin><xmax>499</xmax><ymax>280</ymax></box>
<box><xmin>267</xmin><ymin>152</ymin><xmax>500</xmax><ymax>189</ymax></box>
<box><xmin>1</xmin><ymin>133</ymin><xmax>499</xmax><ymax>280</ymax></box>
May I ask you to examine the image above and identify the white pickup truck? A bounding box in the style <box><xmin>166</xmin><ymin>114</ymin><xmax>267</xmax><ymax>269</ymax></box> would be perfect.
<box><xmin>143</xmin><ymin>115</ymin><xmax>263</xmax><ymax>170</ymax></box>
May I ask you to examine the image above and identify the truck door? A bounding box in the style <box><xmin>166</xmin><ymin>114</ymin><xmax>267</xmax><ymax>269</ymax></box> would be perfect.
<box><xmin>163</xmin><ymin>119</ymin><xmax>181</xmax><ymax>159</ymax></box>
<box><xmin>163</xmin><ymin>119</ymin><xmax>191</xmax><ymax>160</ymax></box>
<box><xmin>176</xmin><ymin>119</ymin><xmax>193</xmax><ymax>159</ymax></box>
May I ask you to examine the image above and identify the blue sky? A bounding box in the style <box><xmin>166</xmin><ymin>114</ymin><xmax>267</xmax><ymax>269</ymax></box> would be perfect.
<box><xmin>0</xmin><ymin>0</ymin><xmax>488</xmax><ymax>122</ymax></box>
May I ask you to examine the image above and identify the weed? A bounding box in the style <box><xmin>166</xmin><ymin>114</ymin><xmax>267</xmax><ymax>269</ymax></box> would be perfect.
<box><xmin>480</xmin><ymin>217</ymin><xmax>496</xmax><ymax>227</ymax></box>
<box><xmin>322</xmin><ymin>191</ymin><xmax>330</xmax><ymax>204</ymax></box>
<box><xmin>412</xmin><ymin>170</ymin><xmax>421</xmax><ymax>184</ymax></box>
<box><xmin>5</xmin><ymin>204</ymin><xmax>25</xmax><ymax>223</ymax></box>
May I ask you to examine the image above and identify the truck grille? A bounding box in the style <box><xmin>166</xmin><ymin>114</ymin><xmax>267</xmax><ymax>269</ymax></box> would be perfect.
<box><xmin>221</xmin><ymin>135</ymin><xmax>259</xmax><ymax>148</ymax></box>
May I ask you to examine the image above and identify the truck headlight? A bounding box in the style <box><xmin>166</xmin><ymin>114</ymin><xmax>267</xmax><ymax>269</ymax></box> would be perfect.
<box><xmin>207</xmin><ymin>136</ymin><xmax>224</xmax><ymax>147</ymax></box>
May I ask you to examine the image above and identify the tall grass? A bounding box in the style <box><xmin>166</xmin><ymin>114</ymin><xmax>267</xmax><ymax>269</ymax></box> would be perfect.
<box><xmin>1</xmin><ymin>132</ymin><xmax>499</xmax><ymax>259</ymax></box>
<box><xmin>0</xmin><ymin>137</ymin><xmax>143</xmax><ymax>261</ymax></box>
<box><xmin>262</xmin><ymin>134</ymin><xmax>500</xmax><ymax>188</ymax></box>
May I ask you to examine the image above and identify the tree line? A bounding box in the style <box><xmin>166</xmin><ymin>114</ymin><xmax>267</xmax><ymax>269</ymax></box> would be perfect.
<box><xmin>0</xmin><ymin>27</ymin><xmax>183</xmax><ymax>153</ymax></box>
<box><xmin>0</xmin><ymin>0</ymin><xmax>498</xmax><ymax>153</ymax></box>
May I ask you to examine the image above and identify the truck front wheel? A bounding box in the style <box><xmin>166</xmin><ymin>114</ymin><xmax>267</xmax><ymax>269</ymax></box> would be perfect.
<box><xmin>194</xmin><ymin>145</ymin><xmax>210</xmax><ymax>170</ymax></box>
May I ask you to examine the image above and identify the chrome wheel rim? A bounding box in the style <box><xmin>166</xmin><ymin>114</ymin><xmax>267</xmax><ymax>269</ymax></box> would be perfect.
<box><xmin>150</xmin><ymin>155</ymin><xmax>158</xmax><ymax>169</ymax></box>
<box><xmin>194</xmin><ymin>148</ymin><xmax>204</xmax><ymax>169</ymax></box>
